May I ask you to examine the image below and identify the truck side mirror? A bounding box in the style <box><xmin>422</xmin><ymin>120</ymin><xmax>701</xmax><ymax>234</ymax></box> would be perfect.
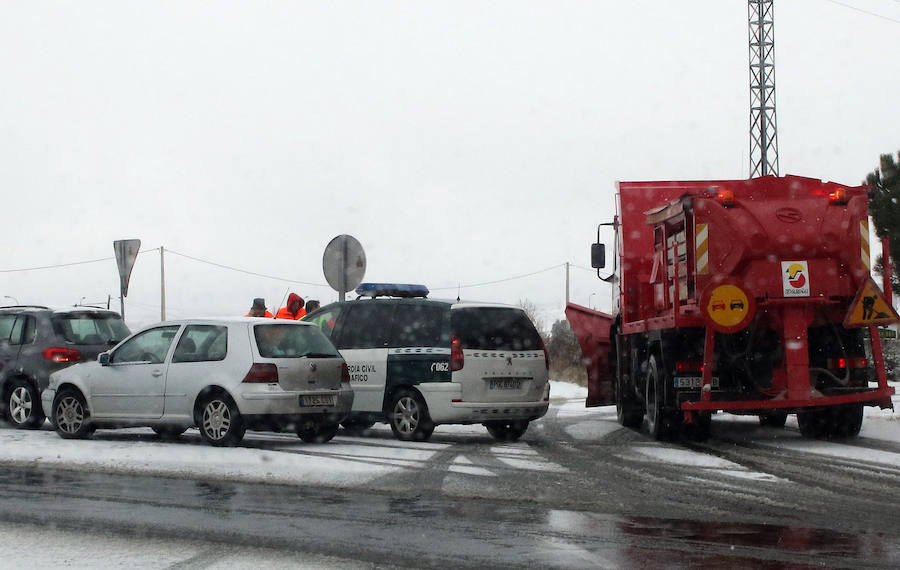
<box><xmin>98</xmin><ymin>352</ymin><xmax>110</xmax><ymax>366</ymax></box>
<box><xmin>591</xmin><ymin>243</ymin><xmax>606</xmax><ymax>269</ymax></box>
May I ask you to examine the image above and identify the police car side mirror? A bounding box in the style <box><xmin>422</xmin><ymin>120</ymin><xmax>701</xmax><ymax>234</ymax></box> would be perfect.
<box><xmin>591</xmin><ymin>243</ymin><xmax>606</xmax><ymax>269</ymax></box>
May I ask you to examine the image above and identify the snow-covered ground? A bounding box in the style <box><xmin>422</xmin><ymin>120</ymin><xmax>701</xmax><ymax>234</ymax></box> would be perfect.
<box><xmin>0</xmin><ymin>381</ymin><xmax>896</xmax><ymax>490</ymax></box>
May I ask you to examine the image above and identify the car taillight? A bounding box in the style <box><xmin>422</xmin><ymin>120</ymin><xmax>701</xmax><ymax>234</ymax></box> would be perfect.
<box><xmin>341</xmin><ymin>362</ymin><xmax>351</xmax><ymax>383</ymax></box>
<box><xmin>827</xmin><ymin>357</ymin><xmax>867</xmax><ymax>369</ymax></box>
<box><xmin>242</xmin><ymin>363</ymin><xmax>279</xmax><ymax>383</ymax></box>
<box><xmin>450</xmin><ymin>335</ymin><xmax>464</xmax><ymax>372</ymax></box>
<box><xmin>42</xmin><ymin>348</ymin><xmax>82</xmax><ymax>363</ymax></box>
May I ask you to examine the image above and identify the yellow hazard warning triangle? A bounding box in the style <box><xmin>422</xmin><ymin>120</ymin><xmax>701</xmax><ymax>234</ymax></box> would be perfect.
<box><xmin>844</xmin><ymin>278</ymin><xmax>900</xmax><ymax>328</ymax></box>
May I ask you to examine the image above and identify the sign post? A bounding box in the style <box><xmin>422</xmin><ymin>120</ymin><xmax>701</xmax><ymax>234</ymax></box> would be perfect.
<box><xmin>113</xmin><ymin>239</ymin><xmax>141</xmax><ymax>321</ymax></box>
<box><xmin>322</xmin><ymin>235</ymin><xmax>366</xmax><ymax>301</ymax></box>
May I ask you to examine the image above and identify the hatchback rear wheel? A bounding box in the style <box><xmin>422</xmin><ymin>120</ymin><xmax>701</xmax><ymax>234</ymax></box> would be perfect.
<box><xmin>7</xmin><ymin>379</ymin><xmax>45</xmax><ymax>429</ymax></box>
<box><xmin>198</xmin><ymin>394</ymin><xmax>245</xmax><ymax>446</ymax></box>
<box><xmin>389</xmin><ymin>389</ymin><xmax>434</xmax><ymax>442</ymax></box>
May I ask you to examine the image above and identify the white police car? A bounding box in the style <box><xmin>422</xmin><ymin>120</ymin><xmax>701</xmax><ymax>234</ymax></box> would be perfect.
<box><xmin>303</xmin><ymin>283</ymin><xmax>550</xmax><ymax>442</ymax></box>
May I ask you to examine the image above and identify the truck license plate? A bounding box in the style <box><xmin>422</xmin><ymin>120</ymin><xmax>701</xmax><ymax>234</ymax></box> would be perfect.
<box><xmin>673</xmin><ymin>377</ymin><xmax>719</xmax><ymax>389</ymax></box>
<box><xmin>300</xmin><ymin>395</ymin><xmax>336</xmax><ymax>407</ymax></box>
<box><xmin>489</xmin><ymin>379</ymin><xmax>521</xmax><ymax>390</ymax></box>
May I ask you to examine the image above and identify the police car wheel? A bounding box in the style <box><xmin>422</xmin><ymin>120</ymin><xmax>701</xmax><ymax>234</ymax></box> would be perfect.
<box><xmin>484</xmin><ymin>420</ymin><xmax>528</xmax><ymax>442</ymax></box>
<box><xmin>298</xmin><ymin>419</ymin><xmax>339</xmax><ymax>443</ymax></box>
<box><xmin>389</xmin><ymin>389</ymin><xmax>434</xmax><ymax>442</ymax></box>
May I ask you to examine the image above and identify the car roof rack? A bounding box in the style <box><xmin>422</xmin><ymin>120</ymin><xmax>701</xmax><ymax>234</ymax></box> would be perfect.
<box><xmin>355</xmin><ymin>283</ymin><xmax>429</xmax><ymax>299</ymax></box>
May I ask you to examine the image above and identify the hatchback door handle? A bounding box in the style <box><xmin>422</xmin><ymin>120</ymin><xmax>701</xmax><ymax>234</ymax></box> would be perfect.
<box><xmin>151</xmin><ymin>369</ymin><xmax>163</xmax><ymax>377</ymax></box>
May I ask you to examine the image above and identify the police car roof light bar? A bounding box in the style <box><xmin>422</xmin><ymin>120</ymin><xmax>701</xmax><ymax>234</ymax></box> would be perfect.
<box><xmin>355</xmin><ymin>283</ymin><xmax>429</xmax><ymax>299</ymax></box>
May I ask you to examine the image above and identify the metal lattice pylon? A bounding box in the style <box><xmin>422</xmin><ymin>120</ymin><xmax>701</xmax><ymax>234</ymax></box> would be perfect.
<box><xmin>748</xmin><ymin>0</ymin><xmax>779</xmax><ymax>178</ymax></box>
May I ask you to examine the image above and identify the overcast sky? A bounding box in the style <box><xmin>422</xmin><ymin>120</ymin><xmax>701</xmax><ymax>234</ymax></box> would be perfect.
<box><xmin>2</xmin><ymin>0</ymin><xmax>899</xmax><ymax>329</ymax></box>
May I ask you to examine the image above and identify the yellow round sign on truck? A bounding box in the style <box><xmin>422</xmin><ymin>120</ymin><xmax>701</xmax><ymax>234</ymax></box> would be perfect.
<box><xmin>701</xmin><ymin>282</ymin><xmax>755</xmax><ymax>333</ymax></box>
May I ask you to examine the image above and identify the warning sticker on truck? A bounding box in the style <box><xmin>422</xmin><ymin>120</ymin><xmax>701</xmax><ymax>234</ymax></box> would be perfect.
<box><xmin>782</xmin><ymin>261</ymin><xmax>810</xmax><ymax>297</ymax></box>
<box><xmin>844</xmin><ymin>277</ymin><xmax>900</xmax><ymax>328</ymax></box>
<box><xmin>701</xmin><ymin>282</ymin><xmax>755</xmax><ymax>333</ymax></box>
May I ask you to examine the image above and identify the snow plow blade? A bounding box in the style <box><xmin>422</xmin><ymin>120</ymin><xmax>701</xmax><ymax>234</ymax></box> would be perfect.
<box><xmin>565</xmin><ymin>303</ymin><xmax>614</xmax><ymax>407</ymax></box>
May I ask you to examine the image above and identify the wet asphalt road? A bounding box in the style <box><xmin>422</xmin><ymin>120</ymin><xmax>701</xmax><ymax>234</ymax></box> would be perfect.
<box><xmin>2</xmin><ymin>405</ymin><xmax>900</xmax><ymax>568</ymax></box>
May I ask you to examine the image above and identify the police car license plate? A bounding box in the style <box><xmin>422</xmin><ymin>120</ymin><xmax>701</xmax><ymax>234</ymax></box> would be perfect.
<box><xmin>489</xmin><ymin>379</ymin><xmax>521</xmax><ymax>390</ymax></box>
<box><xmin>673</xmin><ymin>377</ymin><xmax>720</xmax><ymax>389</ymax></box>
<box><xmin>300</xmin><ymin>395</ymin><xmax>336</xmax><ymax>407</ymax></box>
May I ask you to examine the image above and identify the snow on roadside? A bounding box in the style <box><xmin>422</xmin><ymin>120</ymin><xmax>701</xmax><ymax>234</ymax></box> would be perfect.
<box><xmin>549</xmin><ymin>380</ymin><xmax>588</xmax><ymax>400</ymax></box>
<box><xmin>0</xmin><ymin>427</ymin><xmax>439</xmax><ymax>487</ymax></box>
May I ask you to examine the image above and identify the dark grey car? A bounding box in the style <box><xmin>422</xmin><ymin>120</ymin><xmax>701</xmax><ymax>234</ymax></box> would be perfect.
<box><xmin>0</xmin><ymin>306</ymin><xmax>130</xmax><ymax>429</ymax></box>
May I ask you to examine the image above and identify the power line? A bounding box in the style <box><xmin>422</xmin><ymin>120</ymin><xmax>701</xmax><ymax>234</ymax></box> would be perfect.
<box><xmin>1</xmin><ymin>247</ymin><xmax>581</xmax><ymax>290</ymax></box>
<box><xmin>0</xmin><ymin>248</ymin><xmax>158</xmax><ymax>273</ymax></box>
<box><xmin>165</xmin><ymin>249</ymin><xmax>329</xmax><ymax>287</ymax></box>
<box><xmin>571</xmin><ymin>263</ymin><xmax>596</xmax><ymax>273</ymax></box>
<box><xmin>430</xmin><ymin>263</ymin><xmax>566</xmax><ymax>291</ymax></box>
<box><xmin>821</xmin><ymin>0</ymin><xmax>900</xmax><ymax>24</ymax></box>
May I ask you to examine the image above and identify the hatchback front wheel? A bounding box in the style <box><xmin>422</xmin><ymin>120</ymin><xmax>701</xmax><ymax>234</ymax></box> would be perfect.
<box><xmin>53</xmin><ymin>389</ymin><xmax>94</xmax><ymax>439</ymax></box>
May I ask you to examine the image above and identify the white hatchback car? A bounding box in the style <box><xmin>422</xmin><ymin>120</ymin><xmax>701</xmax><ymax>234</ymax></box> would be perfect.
<box><xmin>41</xmin><ymin>318</ymin><xmax>353</xmax><ymax>446</ymax></box>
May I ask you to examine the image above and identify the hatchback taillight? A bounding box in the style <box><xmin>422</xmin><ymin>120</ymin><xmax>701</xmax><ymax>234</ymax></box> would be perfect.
<box><xmin>341</xmin><ymin>362</ymin><xmax>351</xmax><ymax>383</ymax></box>
<box><xmin>450</xmin><ymin>335</ymin><xmax>464</xmax><ymax>372</ymax></box>
<box><xmin>42</xmin><ymin>348</ymin><xmax>81</xmax><ymax>363</ymax></box>
<box><xmin>242</xmin><ymin>363</ymin><xmax>279</xmax><ymax>383</ymax></box>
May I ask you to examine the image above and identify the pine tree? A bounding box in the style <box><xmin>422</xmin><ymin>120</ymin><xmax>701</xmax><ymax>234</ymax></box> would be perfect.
<box><xmin>866</xmin><ymin>152</ymin><xmax>900</xmax><ymax>295</ymax></box>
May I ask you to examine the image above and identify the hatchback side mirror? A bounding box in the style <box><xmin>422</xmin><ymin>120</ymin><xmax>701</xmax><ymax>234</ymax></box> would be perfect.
<box><xmin>591</xmin><ymin>243</ymin><xmax>606</xmax><ymax>269</ymax></box>
<box><xmin>98</xmin><ymin>352</ymin><xmax>110</xmax><ymax>366</ymax></box>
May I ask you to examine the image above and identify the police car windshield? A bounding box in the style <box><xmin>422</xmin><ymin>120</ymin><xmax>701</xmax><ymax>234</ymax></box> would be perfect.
<box><xmin>451</xmin><ymin>308</ymin><xmax>543</xmax><ymax>351</ymax></box>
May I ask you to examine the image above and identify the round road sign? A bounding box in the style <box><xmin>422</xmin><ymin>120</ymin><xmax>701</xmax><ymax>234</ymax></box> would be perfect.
<box><xmin>323</xmin><ymin>234</ymin><xmax>366</xmax><ymax>294</ymax></box>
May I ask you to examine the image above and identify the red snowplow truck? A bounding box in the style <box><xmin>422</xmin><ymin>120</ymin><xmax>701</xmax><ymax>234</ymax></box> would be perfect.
<box><xmin>566</xmin><ymin>175</ymin><xmax>897</xmax><ymax>440</ymax></box>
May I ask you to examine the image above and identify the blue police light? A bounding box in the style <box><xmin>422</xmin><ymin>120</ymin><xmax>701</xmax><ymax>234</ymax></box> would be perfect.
<box><xmin>355</xmin><ymin>283</ymin><xmax>429</xmax><ymax>298</ymax></box>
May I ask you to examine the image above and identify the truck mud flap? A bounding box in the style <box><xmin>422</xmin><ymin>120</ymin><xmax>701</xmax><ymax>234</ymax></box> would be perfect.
<box><xmin>565</xmin><ymin>303</ymin><xmax>614</xmax><ymax>407</ymax></box>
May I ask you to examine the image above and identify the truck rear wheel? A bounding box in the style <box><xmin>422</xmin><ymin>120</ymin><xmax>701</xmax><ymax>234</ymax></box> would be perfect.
<box><xmin>798</xmin><ymin>404</ymin><xmax>863</xmax><ymax>439</ymax></box>
<box><xmin>645</xmin><ymin>355</ymin><xmax>679</xmax><ymax>441</ymax></box>
<box><xmin>616</xmin><ymin>374</ymin><xmax>643</xmax><ymax>428</ymax></box>
<box><xmin>758</xmin><ymin>412</ymin><xmax>788</xmax><ymax>428</ymax></box>
<box><xmin>829</xmin><ymin>404</ymin><xmax>863</xmax><ymax>439</ymax></box>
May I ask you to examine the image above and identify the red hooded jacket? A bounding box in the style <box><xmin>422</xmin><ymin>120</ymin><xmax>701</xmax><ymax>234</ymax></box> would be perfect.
<box><xmin>276</xmin><ymin>293</ymin><xmax>306</xmax><ymax>320</ymax></box>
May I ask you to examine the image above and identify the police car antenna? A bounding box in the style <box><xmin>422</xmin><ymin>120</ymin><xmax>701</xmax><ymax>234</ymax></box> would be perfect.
<box><xmin>276</xmin><ymin>288</ymin><xmax>289</xmax><ymax>318</ymax></box>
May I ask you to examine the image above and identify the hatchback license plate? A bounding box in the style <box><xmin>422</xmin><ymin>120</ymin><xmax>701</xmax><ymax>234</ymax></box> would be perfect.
<box><xmin>301</xmin><ymin>395</ymin><xmax>336</xmax><ymax>407</ymax></box>
<box><xmin>489</xmin><ymin>379</ymin><xmax>521</xmax><ymax>390</ymax></box>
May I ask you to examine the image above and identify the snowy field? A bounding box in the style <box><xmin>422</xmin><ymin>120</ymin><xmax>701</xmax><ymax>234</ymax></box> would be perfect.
<box><xmin>0</xmin><ymin>381</ymin><xmax>896</xmax><ymax>489</ymax></box>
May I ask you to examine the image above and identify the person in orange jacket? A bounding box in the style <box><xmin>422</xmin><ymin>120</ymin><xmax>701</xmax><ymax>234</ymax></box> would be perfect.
<box><xmin>245</xmin><ymin>298</ymin><xmax>274</xmax><ymax>318</ymax></box>
<box><xmin>276</xmin><ymin>293</ymin><xmax>306</xmax><ymax>320</ymax></box>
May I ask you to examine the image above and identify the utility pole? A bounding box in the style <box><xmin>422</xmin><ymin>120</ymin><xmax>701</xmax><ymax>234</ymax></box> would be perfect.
<box><xmin>160</xmin><ymin>246</ymin><xmax>167</xmax><ymax>321</ymax></box>
<box><xmin>748</xmin><ymin>0</ymin><xmax>779</xmax><ymax>178</ymax></box>
<box><xmin>565</xmin><ymin>262</ymin><xmax>570</xmax><ymax>305</ymax></box>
